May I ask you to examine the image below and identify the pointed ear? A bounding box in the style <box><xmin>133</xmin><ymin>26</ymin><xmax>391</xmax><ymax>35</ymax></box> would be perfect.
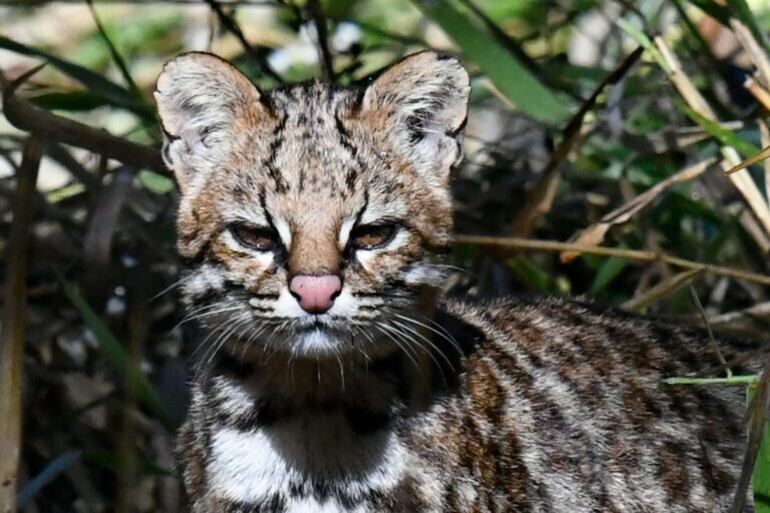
<box><xmin>154</xmin><ymin>52</ymin><xmax>267</xmax><ymax>191</ymax></box>
<box><xmin>361</xmin><ymin>51</ymin><xmax>470</xmax><ymax>174</ymax></box>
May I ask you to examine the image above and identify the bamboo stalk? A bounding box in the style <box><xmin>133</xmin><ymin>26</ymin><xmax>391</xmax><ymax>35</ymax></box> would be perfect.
<box><xmin>0</xmin><ymin>137</ymin><xmax>42</xmax><ymax>513</ymax></box>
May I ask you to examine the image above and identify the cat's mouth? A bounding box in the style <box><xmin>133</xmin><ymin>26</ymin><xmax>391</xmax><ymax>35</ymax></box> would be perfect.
<box><xmin>285</xmin><ymin>317</ymin><xmax>355</xmax><ymax>355</ymax></box>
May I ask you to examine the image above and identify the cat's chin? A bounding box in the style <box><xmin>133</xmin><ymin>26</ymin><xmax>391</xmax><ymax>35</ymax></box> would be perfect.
<box><xmin>289</xmin><ymin>325</ymin><xmax>350</xmax><ymax>356</ymax></box>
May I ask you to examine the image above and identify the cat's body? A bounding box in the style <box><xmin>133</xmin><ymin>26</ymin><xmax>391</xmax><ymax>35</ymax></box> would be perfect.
<box><xmin>178</xmin><ymin>296</ymin><xmax>751</xmax><ymax>513</ymax></box>
<box><xmin>154</xmin><ymin>51</ymin><xmax>756</xmax><ymax>512</ymax></box>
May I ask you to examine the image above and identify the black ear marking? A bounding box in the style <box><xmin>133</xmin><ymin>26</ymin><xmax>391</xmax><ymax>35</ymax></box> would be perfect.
<box><xmin>361</xmin><ymin>51</ymin><xmax>471</xmax><ymax>171</ymax></box>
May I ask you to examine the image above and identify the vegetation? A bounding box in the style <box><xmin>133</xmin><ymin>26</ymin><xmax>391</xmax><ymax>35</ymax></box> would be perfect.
<box><xmin>0</xmin><ymin>1</ymin><xmax>769</xmax><ymax>511</ymax></box>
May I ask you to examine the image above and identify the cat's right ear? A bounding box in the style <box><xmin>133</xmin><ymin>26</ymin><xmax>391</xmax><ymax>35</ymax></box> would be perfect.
<box><xmin>154</xmin><ymin>52</ymin><xmax>266</xmax><ymax>191</ymax></box>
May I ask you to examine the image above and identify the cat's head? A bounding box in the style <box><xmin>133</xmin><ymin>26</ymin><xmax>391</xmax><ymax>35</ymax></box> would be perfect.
<box><xmin>155</xmin><ymin>51</ymin><xmax>470</xmax><ymax>357</ymax></box>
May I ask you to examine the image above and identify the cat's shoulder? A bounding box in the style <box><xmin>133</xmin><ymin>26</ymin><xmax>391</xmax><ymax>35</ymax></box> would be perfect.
<box><xmin>438</xmin><ymin>293</ymin><xmax>760</xmax><ymax>374</ymax></box>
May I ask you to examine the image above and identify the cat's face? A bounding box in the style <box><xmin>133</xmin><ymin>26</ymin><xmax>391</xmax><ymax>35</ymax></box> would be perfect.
<box><xmin>155</xmin><ymin>51</ymin><xmax>469</xmax><ymax>357</ymax></box>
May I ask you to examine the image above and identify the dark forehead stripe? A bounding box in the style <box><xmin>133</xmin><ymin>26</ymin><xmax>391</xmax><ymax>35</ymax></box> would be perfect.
<box><xmin>264</xmin><ymin>112</ymin><xmax>289</xmax><ymax>194</ymax></box>
<box><xmin>264</xmin><ymin>83</ymin><xmax>368</xmax><ymax>197</ymax></box>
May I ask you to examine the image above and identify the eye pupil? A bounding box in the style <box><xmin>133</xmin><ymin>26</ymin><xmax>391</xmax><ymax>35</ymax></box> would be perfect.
<box><xmin>230</xmin><ymin>224</ymin><xmax>279</xmax><ymax>251</ymax></box>
<box><xmin>351</xmin><ymin>223</ymin><xmax>397</xmax><ymax>250</ymax></box>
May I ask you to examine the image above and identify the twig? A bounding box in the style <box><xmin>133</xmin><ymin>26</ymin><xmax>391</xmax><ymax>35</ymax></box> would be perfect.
<box><xmin>205</xmin><ymin>0</ymin><xmax>282</xmax><ymax>82</ymax></box>
<box><xmin>509</xmin><ymin>46</ymin><xmax>644</xmax><ymax>237</ymax></box>
<box><xmin>744</xmin><ymin>76</ymin><xmax>770</xmax><ymax>111</ymax></box>
<box><xmin>2</xmin><ymin>66</ymin><xmax>168</xmax><ymax>175</ymax></box>
<box><xmin>730</xmin><ymin>17</ymin><xmax>770</xmax><ymax>89</ymax></box>
<box><xmin>708</xmin><ymin>301</ymin><xmax>770</xmax><ymax>326</ymax></box>
<box><xmin>454</xmin><ymin>234</ymin><xmax>770</xmax><ymax>287</ymax></box>
<box><xmin>306</xmin><ymin>0</ymin><xmax>335</xmax><ymax>82</ymax></box>
<box><xmin>761</xmin><ymin>120</ymin><xmax>770</xmax><ymax>208</ymax></box>
<box><xmin>0</xmin><ymin>137</ymin><xmax>41</xmax><ymax>513</ymax></box>
<box><xmin>689</xmin><ymin>285</ymin><xmax>731</xmax><ymax>377</ymax></box>
<box><xmin>561</xmin><ymin>157</ymin><xmax>716</xmax><ymax>262</ymax></box>
<box><xmin>724</xmin><ymin>144</ymin><xmax>770</xmax><ymax>175</ymax></box>
<box><xmin>653</xmin><ymin>36</ymin><xmax>770</xmax><ymax>237</ymax></box>
<box><xmin>730</xmin><ymin>354</ymin><xmax>770</xmax><ymax>513</ymax></box>
<box><xmin>621</xmin><ymin>268</ymin><xmax>702</xmax><ymax>311</ymax></box>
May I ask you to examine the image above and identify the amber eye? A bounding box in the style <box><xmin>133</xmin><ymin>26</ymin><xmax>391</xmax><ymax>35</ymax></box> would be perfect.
<box><xmin>229</xmin><ymin>224</ymin><xmax>280</xmax><ymax>252</ymax></box>
<box><xmin>350</xmin><ymin>223</ymin><xmax>398</xmax><ymax>250</ymax></box>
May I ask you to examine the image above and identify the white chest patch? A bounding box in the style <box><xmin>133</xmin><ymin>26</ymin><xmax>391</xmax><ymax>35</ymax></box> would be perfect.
<box><xmin>207</xmin><ymin>414</ymin><xmax>408</xmax><ymax>511</ymax></box>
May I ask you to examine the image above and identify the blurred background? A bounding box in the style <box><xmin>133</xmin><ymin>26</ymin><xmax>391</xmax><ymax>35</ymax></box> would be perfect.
<box><xmin>1</xmin><ymin>0</ymin><xmax>770</xmax><ymax>511</ymax></box>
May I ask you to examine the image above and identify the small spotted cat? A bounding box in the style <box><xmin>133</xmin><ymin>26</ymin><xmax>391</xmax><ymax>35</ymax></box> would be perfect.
<box><xmin>155</xmin><ymin>51</ymin><xmax>756</xmax><ymax>512</ymax></box>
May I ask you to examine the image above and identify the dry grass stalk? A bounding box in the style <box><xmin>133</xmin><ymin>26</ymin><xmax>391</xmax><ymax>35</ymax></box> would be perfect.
<box><xmin>730</xmin><ymin>18</ymin><xmax>770</xmax><ymax>90</ymax></box>
<box><xmin>761</xmin><ymin>120</ymin><xmax>770</xmax><ymax>208</ymax></box>
<box><xmin>730</xmin><ymin>353</ymin><xmax>770</xmax><ymax>513</ymax></box>
<box><xmin>2</xmin><ymin>68</ymin><xmax>167</xmax><ymax>175</ymax></box>
<box><xmin>0</xmin><ymin>137</ymin><xmax>41</xmax><ymax>513</ymax></box>
<box><xmin>560</xmin><ymin>158</ymin><xmax>717</xmax><ymax>263</ymax></box>
<box><xmin>654</xmin><ymin>36</ymin><xmax>770</xmax><ymax>238</ymax></box>
<box><xmin>708</xmin><ymin>301</ymin><xmax>770</xmax><ymax>327</ymax></box>
<box><xmin>744</xmin><ymin>76</ymin><xmax>770</xmax><ymax>111</ymax></box>
<box><xmin>455</xmin><ymin>234</ymin><xmax>770</xmax><ymax>286</ymax></box>
<box><xmin>621</xmin><ymin>268</ymin><xmax>702</xmax><ymax>311</ymax></box>
<box><xmin>508</xmin><ymin>46</ymin><xmax>644</xmax><ymax>237</ymax></box>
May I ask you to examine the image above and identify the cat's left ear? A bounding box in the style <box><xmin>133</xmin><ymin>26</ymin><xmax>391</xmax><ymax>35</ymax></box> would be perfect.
<box><xmin>361</xmin><ymin>51</ymin><xmax>470</xmax><ymax>173</ymax></box>
<box><xmin>154</xmin><ymin>52</ymin><xmax>267</xmax><ymax>191</ymax></box>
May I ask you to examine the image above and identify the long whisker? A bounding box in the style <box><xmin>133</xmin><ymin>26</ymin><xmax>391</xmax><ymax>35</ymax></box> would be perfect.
<box><xmin>373</xmin><ymin>322</ymin><xmax>429</xmax><ymax>387</ymax></box>
<box><xmin>392</xmin><ymin>312</ymin><xmax>463</xmax><ymax>356</ymax></box>
<box><xmin>386</xmin><ymin>320</ymin><xmax>451</xmax><ymax>386</ymax></box>
<box><xmin>391</xmin><ymin>318</ymin><xmax>455</xmax><ymax>373</ymax></box>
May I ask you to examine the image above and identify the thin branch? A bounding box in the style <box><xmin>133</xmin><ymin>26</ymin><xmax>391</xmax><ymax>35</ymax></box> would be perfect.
<box><xmin>509</xmin><ymin>46</ymin><xmax>644</xmax><ymax>237</ymax></box>
<box><xmin>689</xmin><ymin>285</ymin><xmax>731</xmax><ymax>377</ymax></box>
<box><xmin>306</xmin><ymin>0</ymin><xmax>335</xmax><ymax>82</ymax></box>
<box><xmin>621</xmin><ymin>268</ymin><xmax>702</xmax><ymax>311</ymax></box>
<box><xmin>85</xmin><ymin>0</ymin><xmax>142</xmax><ymax>101</ymax></box>
<box><xmin>2</xmin><ymin>66</ymin><xmax>168</xmax><ymax>175</ymax></box>
<box><xmin>205</xmin><ymin>0</ymin><xmax>283</xmax><ymax>82</ymax></box>
<box><xmin>0</xmin><ymin>137</ymin><xmax>42</xmax><ymax>513</ymax></box>
<box><xmin>730</xmin><ymin>354</ymin><xmax>770</xmax><ymax>513</ymax></box>
<box><xmin>455</xmin><ymin>234</ymin><xmax>770</xmax><ymax>287</ymax></box>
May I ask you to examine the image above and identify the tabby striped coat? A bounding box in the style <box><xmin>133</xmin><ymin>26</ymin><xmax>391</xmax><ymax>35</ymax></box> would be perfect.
<box><xmin>154</xmin><ymin>51</ymin><xmax>754</xmax><ymax>512</ymax></box>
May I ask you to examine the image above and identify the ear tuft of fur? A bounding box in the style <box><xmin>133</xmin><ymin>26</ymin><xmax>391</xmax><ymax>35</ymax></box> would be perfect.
<box><xmin>362</xmin><ymin>51</ymin><xmax>471</xmax><ymax>173</ymax></box>
<box><xmin>154</xmin><ymin>52</ymin><xmax>264</xmax><ymax>190</ymax></box>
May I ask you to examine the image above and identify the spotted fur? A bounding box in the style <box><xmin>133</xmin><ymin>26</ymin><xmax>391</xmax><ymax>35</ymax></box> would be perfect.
<box><xmin>155</xmin><ymin>51</ymin><xmax>756</xmax><ymax>512</ymax></box>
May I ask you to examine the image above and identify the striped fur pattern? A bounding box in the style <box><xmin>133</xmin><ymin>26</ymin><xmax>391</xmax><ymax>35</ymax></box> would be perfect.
<box><xmin>155</xmin><ymin>51</ymin><xmax>754</xmax><ymax>512</ymax></box>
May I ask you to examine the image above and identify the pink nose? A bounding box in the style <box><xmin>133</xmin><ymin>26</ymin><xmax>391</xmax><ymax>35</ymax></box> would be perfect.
<box><xmin>289</xmin><ymin>275</ymin><xmax>342</xmax><ymax>314</ymax></box>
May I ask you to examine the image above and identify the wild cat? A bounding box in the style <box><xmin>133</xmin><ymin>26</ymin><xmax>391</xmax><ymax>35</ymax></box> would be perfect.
<box><xmin>154</xmin><ymin>50</ymin><xmax>756</xmax><ymax>512</ymax></box>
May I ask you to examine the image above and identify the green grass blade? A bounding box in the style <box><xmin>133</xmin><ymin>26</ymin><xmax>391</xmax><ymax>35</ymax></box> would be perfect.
<box><xmin>63</xmin><ymin>282</ymin><xmax>175</xmax><ymax>430</ymax></box>
<box><xmin>29</xmin><ymin>91</ymin><xmax>110</xmax><ymax>111</ymax></box>
<box><xmin>748</xmin><ymin>386</ymin><xmax>770</xmax><ymax>512</ymax></box>
<box><xmin>138</xmin><ymin>170</ymin><xmax>174</xmax><ymax>195</ymax></box>
<box><xmin>0</xmin><ymin>36</ymin><xmax>149</xmax><ymax>117</ymax></box>
<box><xmin>684</xmin><ymin>0</ymin><xmax>730</xmax><ymax>24</ymax></box>
<box><xmin>680</xmin><ymin>103</ymin><xmax>760</xmax><ymax>158</ymax></box>
<box><xmin>413</xmin><ymin>0</ymin><xmax>572</xmax><ymax>123</ymax></box>
<box><xmin>589</xmin><ymin>255</ymin><xmax>628</xmax><ymax>294</ymax></box>
<box><xmin>86</xmin><ymin>0</ymin><xmax>143</xmax><ymax>101</ymax></box>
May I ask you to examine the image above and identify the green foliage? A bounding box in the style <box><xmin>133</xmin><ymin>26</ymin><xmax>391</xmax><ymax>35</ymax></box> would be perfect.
<box><xmin>63</xmin><ymin>282</ymin><xmax>176</xmax><ymax>430</ymax></box>
<box><xmin>414</xmin><ymin>0</ymin><xmax>573</xmax><ymax>123</ymax></box>
<box><xmin>3</xmin><ymin>1</ymin><xmax>770</xmax><ymax>510</ymax></box>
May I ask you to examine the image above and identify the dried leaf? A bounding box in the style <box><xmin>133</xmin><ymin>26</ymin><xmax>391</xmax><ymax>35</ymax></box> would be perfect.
<box><xmin>561</xmin><ymin>158</ymin><xmax>716</xmax><ymax>263</ymax></box>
